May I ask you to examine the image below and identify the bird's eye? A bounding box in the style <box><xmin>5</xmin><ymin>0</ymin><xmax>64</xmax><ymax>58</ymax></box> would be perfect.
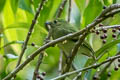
<box><xmin>54</xmin><ymin>20</ymin><xmax>58</xmax><ymax>24</ymax></box>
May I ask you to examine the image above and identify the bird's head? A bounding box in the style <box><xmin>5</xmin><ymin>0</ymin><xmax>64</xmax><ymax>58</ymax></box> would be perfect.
<box><xmin>45</xmin><ymin>19</ymin><xmax>67</xmax><ymax>30</ymax></box>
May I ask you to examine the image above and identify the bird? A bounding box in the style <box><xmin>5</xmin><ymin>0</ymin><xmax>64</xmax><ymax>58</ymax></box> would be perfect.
<box><xmin>45</xmin><ymin>19</ymin><xmax>96</xmax><ymax>60</ymax></box>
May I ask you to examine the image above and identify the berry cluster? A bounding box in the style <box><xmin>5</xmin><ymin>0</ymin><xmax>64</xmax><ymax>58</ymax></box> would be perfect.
<box><xmin>91</xmin><ymin>23</ymin><xmax>120</xmax><ymax>44</ymax></box>
<box><xmin>92</xmin><ymin>58</ymin><xmax>120</xmax><ymax>80</ymax></box>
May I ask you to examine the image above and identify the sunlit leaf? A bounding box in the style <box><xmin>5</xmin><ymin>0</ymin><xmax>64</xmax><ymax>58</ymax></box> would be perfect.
<box><xmin>18</xmin><ymin>0</ymin><xmax>33</xmax><ymax>13</ymax></box>
<box><xmin>0</xmin><ymin>0</ymin><xmax>6</xmax><ymax>12</ymax></box>
<box><xmin>0</xmin><ymin>35</ymin><xmax>4</xmax><ymax>55</ymax></box>
<box><xmin>10</xmin><ymin>0</ymin><xmax>19</xmax><ymax>14</ymax></box>
<box><xmin>3</xmin><ymin>0</ymin><xmax>21</xmax><ymax>53</ymax></box>
<box><xmin>103</xmin><ymin>0</ymin><xmax>113</xmax><ymax>6</ymax></box>
<box><xmin>0</xmin><ymin>55</ymin><xmax>4</xmax><ymax>73</ymax></box>
<box><xmin>95</xmin><ymin>39</ymin><xmax>120</xmax><ymax>57</ymax></box>
<box><xmin>81</xmin><ymin>0</ymin><xmax>102</xmax><ymax>27</ymax></box>
<box><xmin>74</xmin><ymin>0</ymin><xmax>86</xmax><ymax>14</ymax></box>
<box><xmin>5</xmin><ymin>54</ymin><xmax>18</xmax><ymax>59</ymax></box>
<box><xmin>4</xmin><ymin>22</ymin><xmax>30</xmax><ymax>30</ymax></box>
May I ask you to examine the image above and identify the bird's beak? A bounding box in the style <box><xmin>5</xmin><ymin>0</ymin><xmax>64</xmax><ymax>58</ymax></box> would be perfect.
<box><xmin>45</xmin><ymin>22</ymin><xmax>52</xmax><ymax>25</ymax></box>
<box><xmin>45</xmin><ymin>22</ymin><xmax>52</xmax><ymax>31</ymax></box>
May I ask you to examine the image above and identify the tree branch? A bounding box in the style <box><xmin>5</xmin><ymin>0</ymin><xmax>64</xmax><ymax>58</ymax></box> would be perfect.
<box><xmin>96</xmin><ymin>25</ymin><xmax>120</xmax><ymax>31</ymax></box>
<box><xmin>56</xmin><ymin>0</ymin><xmax>68</xmax><ymax>18</ymax></box>
<box><xmin>0</xmin><ymin>41</ymin><xmax>24</xmax><ymax>50</ymax></box>
<box><xmin>32</xmin><ymin>52</ymin><xmax>44</xmax><ymax>80</ymax></box>
<box><xmin>98</xmin><ymin>51</ymin><xmax>120</xmax><ymax>78</ymax></box>
<box><xmin>67</xmin><ymin>0</ymin><xmax>72</xmax><ymax>22</ymax></box>
<box><xmin>51</xmin><ymin>52</ymin><xmax>120</xmax><ymax>80</ymax></box>
<box><xmin>62</xmin><ymin>33</ymin><xmax>88</xmax><ymax>74</ymax></box>
<box><xmin>58</xmin><ymin>50</ymin><xmax>63</xmax><ymax>75</ymax></box>
<box><xmin>60</xmin><ymin>4</ymin><xmax>120</xmax><ymax>77</ymax></box>
<box><xmin>16</xmin><ymin>0</ymin><xmax>47</xmax><ymax>67</ymax></box>
<box><xmin>3</xmin><ymin>4</ymin><xmax>120</xmax><ymax>80</ymax></box>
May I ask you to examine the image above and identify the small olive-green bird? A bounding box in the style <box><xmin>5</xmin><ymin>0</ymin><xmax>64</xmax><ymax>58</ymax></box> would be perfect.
<box><xmin>45</xmin><ymin>19</ymin><xmax>95</xmax><ymax>60</ymax></box>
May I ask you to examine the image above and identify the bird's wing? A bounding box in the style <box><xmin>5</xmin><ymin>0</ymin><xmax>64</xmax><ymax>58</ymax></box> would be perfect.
<box><xmin>71</xmin><ymin>36</ymin><xmax>95</xmax><ymax>54</ymax></box>
<box><xmin>82</xmin><ymin>41</ymin><xmax>95</xmax><ymax>54</ymax></box>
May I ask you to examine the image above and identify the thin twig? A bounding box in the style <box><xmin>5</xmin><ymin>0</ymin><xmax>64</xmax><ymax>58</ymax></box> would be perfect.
<box><xmin>98</xmin><ymin>52</ymin><xmax>120</xmax><ymax>77</ymax></box>
<box><xmin>32</xmin><ymin>28</ymin><xmax>51</xmax><ymax>80</ymax></box>
<box><xmin>58</xmin><ymin>50</ymin><xmax>63</xmax><ymax>75</ymax></box>
<box><xmin>62</xmin><ymin>33</ymin><xmax>88</xmax><ymax>74</ymax></box>
<box><xmin>32</xmin><ymin>52</ymin><xmax>44</xmax><ymax>80</ymax></box>
<box><xmin>60</xmin><ymin>4</ymin><xmax>120</xmax><ymax>76</ymax></box>
<box><xmin>67</xmin><ymin>0</ymin><xmax>72</xmax><ymax>22</ymax></box>
<box><xmin>98</xmin><ymin>4</ymin><xmax>120</xmax><ymax>18</ymax></box>
<box><xmin>3</xmin><ymin>4</ymin><xmax>120</xmax><ymax>80</ymax></box>
<box><xmin>16</xmin><ymin>0</ymin><xmax>46</xmax><ymax>67</ymax></box>
<box><xmin>73</xmin><ymin>72</ymin><xmax>82</xmax><ymax>80</ymax></box>
<box><xmin>51</xmin><ymin>52</ymin><xmax>120</xmax><ymax>80</ymax></box>
<box><xmin>0</xmin><ymin>41</ymin><xmax>39</xmax><ymax>50</ymax></box>
<box><xmin>0</xmin><ymin>41</ymin><xmax>24</xmax><ymax>50</ymax></box>
<box><xmin>56</xmin><ymin>0</ymin><xmax>68</xmax><ymax>18</ymax></box>
<box><xmin>59</xmin><ymin>5</ymin><xmax>120</xmax><ymax>79</ymax></box>
<box><xmin>96</xmin><ymin>25</ymin><xmax>120</xmax><ymax>31</ymax></box>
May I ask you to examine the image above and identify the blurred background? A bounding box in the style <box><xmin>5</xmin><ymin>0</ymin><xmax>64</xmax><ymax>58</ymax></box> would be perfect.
<box><xmin>0</xmin><ymin>0</ymin><xmax>120</xmax><ymax>80</ymax></box>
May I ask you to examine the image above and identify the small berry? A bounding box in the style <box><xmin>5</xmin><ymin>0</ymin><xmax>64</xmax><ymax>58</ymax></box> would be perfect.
<box><xmin>104</xmin><ymin>34</ymin><xmax>107</xmax><ymax>38</ymax></box>
<box><xmin>36</xmin><ymin>75</ymin><xmax>41</xmax><ymax>78</ymax></box>
<box><xmin>102</xmin><ymin>40</ymin><xmax>106</xmax><ymax>44</ymax></box>
<box><xmin>41</xmin><ymin>72</ymin><xmax>46</xmax><ymax>76</ymax></box>
<box><xmin>31</xmin><ymin>42</ymin><xmax>35</xmax><ymax>46</ymax></box>
<box><xmin>112</xmin><ymin>29</ymin><xmax>116</xmax><ymax>33</ymax></box>
<box><xmin>112</xmin><ymin>34</ymin><xmax>116</xmax><ymax>38</ymax></box>
<box><xmin>96</xmin><ymin>30</ymin><xmax>100</xmax><ymax>35</ymax></box>
<box><xmin>114</xmin><ymin>66</ymin><xmax>119</xmax><ymax>71</ymax></box>
<box><xmin>99</xmin><ymin>23</ymin><xmax>103</xmax><ymax>27</ymax></box>
<box><xmin>36</xmin><ymin>75</ymin><xmax>43</xmax><ymax>80</ymax></box>
<box><xmin>103</xmin><ymin>6</ymin><xmax>107</xmax><ymax>9</ymax></box>
<box><xmin>102</xmin><ymin>29</ymin><xmax>107</xmax><ymax>33</ymax></box>
<box><xmin>107</xmin><ymin>72</ymin><xmax>111</xmax><ymax>77</ymax></box>
<box><xmin>118</xmin><ymin>58</ymin><xmax>120</xmax><ymax>62</ymax></box>
<box><xmin>100</xmin><ymin>35</ymin><xmax>104</xmax><ymax>39</ymax></box>
<box><xmin>118</xmin><ymin>64</ymin><xmax>120</xmax><ymax>67</ymax></box>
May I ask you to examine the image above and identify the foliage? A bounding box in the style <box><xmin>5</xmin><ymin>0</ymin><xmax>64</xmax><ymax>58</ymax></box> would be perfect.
<box><xmin>0</xmin><ymin>0</ymin><xmax>120</xmax><ymax>80</ymax></box>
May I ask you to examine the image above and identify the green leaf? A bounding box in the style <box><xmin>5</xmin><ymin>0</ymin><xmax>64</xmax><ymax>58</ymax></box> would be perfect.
<box><xmin>81</xmin><ymin>0</ymin><xmax>102</xmax><ymax>27</ymax></box>
<box><xmin>73</xmin><ymin>54</ymin><xmax>88</xmax><ymax>69</ymax></box>
<box><xmin>38</xmin><ymin>0</ymin><xmax>62</xmax><ymax>27</ymax></box>
<box><xmin>0</xmin><ymin>55</ymin><xmax>4</xmax><ymax>73</ymax></box>
<box><xmin>10</xmin><ymin>0</ymin><xmax>19</xmax><ymax>14</ymax></box>
<box><xmin>0</xmin><ymin>0</ymin><xmax>6</xmax><ymax>12</ymax></box>
<box><xmin>74</xmin><ymin>0</ymin><xmax>86</xmax><ymax>14</ymax></box>
<box><xmin>113</xmin><ymin>0</ymin><xmax>117</xmax><ymax>4</ymax></box>
<box><xmin>33</xmin><ymin>0</ymin><xmax>41</xmax><ymax>11</ymax></box>
<box><xmin>103</xmin><ymin>0</ymin><xmax>113</xmax><ymax>6</ymax></box>
<box><xmin>95</xmin><ymin>39</ymin><xmax>120</xmax><ymax>57</ymax></box>
<box><xmin>3</xmin><ymin>0</ymin><xmax>21</xmax><ymax>53</ymax></box>
<box><xmin>18</xmin><ymin>0</ymin><xmax>33</xmax><ymax>13</ymax></box>
<box><xmin>5</xmin><ymin>54</ymin><xmax>18</xmax><ymax>59</ymax></box>
<box><xmin>4</xmin><ymin>22</ymin><xmax>30</xmax><ymax>30</ymax></box>
<box><xmin>24</xmin><ymin>24</ymin><xmax>47</xmax><ymax>57</ymax></box>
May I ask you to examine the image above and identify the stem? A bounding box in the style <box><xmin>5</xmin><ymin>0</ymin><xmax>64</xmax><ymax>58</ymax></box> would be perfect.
<box><xmin>51</xmin><ymin>52</ymin><xmax>120</xmax><ymax>80</ymax></box>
